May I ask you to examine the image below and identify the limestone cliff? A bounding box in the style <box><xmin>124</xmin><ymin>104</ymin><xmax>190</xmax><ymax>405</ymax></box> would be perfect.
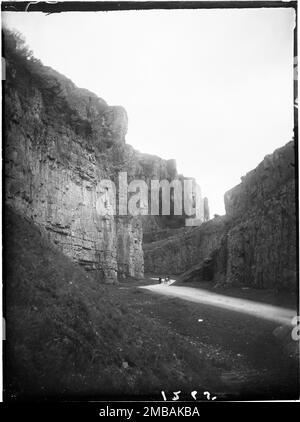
<box><xmin>4</xmin><ymin>30</ymin><xmax>297</xmax><ymax>290</ymax></box>
<box><xmin>4</xmin><ymin>30</ymin><xmax>179</xmax><ymax>283</ymax></box>
<box><xmin>144</xmin><ymin>141</ymin><xmax>297</xmax><ymax>291</ymax></box>
<box><xmin>223</xmin><ymin>140</ymin><xmax>296</xmax><ymax>290</ymax></box>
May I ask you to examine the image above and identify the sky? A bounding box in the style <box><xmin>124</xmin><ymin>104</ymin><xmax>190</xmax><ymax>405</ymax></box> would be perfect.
<box><xmin>2</xmin><ymin>7</ymin><xmax>295</xmax><ymax>215</ymax></box>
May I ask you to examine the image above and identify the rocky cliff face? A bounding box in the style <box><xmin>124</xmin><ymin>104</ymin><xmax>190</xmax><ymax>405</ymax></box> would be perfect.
<box><xmin>223</xmin><ymin>141</ymin><xmax>296</xmax><ymax>290</ymax></box>
<box><xmin>4</xmin><ymin>31</ymin><xmax>297</xmax><ymax>290</ymax></box>
<box><xmin>4</xmin><ymin>30</ymin><xmax>180</xmax><ymax>283</ymax></box>
<box><xmin>144</xmin><ymin>141</ymin><xmax>297</xmax><ymax>291</ymax></box>
<box><xmin>143</xmin><ymin>217</ymin><xmax>227</xmax><ymax>275</ymax></box>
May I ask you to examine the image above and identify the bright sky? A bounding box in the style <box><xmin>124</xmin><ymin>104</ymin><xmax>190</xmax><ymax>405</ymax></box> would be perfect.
<box><xmin>3</xmin><ymin>8</ymin><xmax>295</xmax><ymax>215</ymax></box>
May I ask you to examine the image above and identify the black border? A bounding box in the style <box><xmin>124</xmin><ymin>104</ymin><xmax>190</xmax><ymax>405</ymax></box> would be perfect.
<box><xmin>0</xmin><ymin>1</ymin><xmax>298</xmax><ymax>13</ymax></box>
<box><xmin>1</xmin><ymin>0</ymin><xmax>299</xmax><ymax>410</ymax></box>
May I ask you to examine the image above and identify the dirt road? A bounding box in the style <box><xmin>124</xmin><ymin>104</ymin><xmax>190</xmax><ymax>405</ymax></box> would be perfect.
<box><xmin>140</xmin><ymin>283</ymin><xmax>296</xmax><ymax>325</ymax></box>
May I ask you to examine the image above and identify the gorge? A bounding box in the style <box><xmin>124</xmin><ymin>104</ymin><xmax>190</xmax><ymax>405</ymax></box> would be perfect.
<box><xmin>3</xmin><ymin>28</ymin><xmax>298</xmax><ymax>401</ymax></box>
<box><xmin>4</xmin><ymin>29</ymin><xmax>297</xmax><ymax>291</ymax></box>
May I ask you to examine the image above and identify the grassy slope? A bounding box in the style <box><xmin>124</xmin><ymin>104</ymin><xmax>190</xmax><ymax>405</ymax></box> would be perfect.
<box><xmin>3</xmin><ymin>206</ymin><xmax>229</xmax><ymax>400</ymax></box>
<box><xmin>4</xmin><ymin>207</ymin><xmax>298</xmax><ymax>401</ymax></box>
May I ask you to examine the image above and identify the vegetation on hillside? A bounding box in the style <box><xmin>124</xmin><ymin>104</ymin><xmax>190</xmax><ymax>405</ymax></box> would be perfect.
<box><xmin>4</xmin><ymin>207</ymin><xmax>231</xmax><ymax>400</ymax></box>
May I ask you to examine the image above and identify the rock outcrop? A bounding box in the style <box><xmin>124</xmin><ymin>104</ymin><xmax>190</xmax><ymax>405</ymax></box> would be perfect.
<box><xmin>144</xmin><ymin>141</ymin><xmax>297</xmax><ymax>291</ymax></box>
<box><xmin>4</xmin><ymin>30</ymin><xmax>181</xmax><ymax>283</ymax></box>
<box><xmin>143</xmin><ymin>217</ymin><xmax>227</xmax><ymax>275</ymax></box>
<box><xmin>223</xmin><ymin>140</ymin><xmax>296</xmax><ymax>290</ymax></box>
